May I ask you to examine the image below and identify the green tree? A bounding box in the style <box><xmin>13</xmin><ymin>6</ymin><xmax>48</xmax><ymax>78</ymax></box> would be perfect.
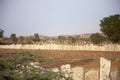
<box><xmin>34</xmin><ymin>33</ymin><xmax>40</xmax><ymax>42</ymax></box>
<box><xmin>58</xmin><ymin>36</ymin><xmax>66</xmax><ymax>44</ymax></box>
<box><xmin>100</xmin><ymin>14</ymin><xmax>120</xmax><ymax>43</ymax></box>
<box><xmin>90</xmin><ymin>33</ymin><xmax>106</xmax><ymax>44</ymax></box>
<box><xmin>67</xmin><ymin>36</ymin><xmax>77</xmax><ymax>44</ymax></box>
<box><xmin>25</xmin><ymin>36</ymin><xmax>34</xmax><ymax>44</ymax></box>
<box><xmin>19</xmin><ymin>36</ymin><xmax>24</xmax><ymax>41</ymax></box>
<box><xmin>0</xmin><ymin>29</ymin><xmax>4</xmax><ymax>44</ymax></box>
<box><xmin>18</xmin><ymin>36</ymin><xmax>25</xmax><ymax>44</ymax></box>
<box><xmin>10</xmin><ymin>33</ymin><xmax>17</xmax><ymax>43</ymax></box>
<box><xmin>0</xmin><ymin>29</ymin><xmax>4</xmax><ymax>38</ymax></box>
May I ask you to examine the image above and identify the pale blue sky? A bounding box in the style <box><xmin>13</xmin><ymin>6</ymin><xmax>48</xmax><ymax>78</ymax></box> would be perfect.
<box><xmin>0</xmin><ymin>0</ymin><xmax>120</xmax><ymax>36</ymax></box>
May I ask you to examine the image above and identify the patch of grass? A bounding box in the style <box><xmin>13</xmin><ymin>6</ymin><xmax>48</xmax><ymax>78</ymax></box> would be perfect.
<box><xmin>0</xmin><ymin>51</ymin><xmax>66</xmax><ymax>80</ymax></box>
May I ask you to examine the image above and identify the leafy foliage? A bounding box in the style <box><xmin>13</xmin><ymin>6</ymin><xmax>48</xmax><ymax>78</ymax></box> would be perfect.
<box><xmin>100</xmin><ymin>14</ymin><xmax>120</xmax><ymax>43</ymax></box>
<box><xmin>13</xmin><ymin>51</ymin><xmax>35</xmax><ymax>64</ymax></box>
<box><xmin>10</xmin><ymin>33</ymin><xmax>17</xmax><ymax>43</ymax></box>
<box><xmin>0</xmin><ymin>51</ymin><xmax>65</xmax><ymax>80</ymax></box>
<box><xmin>67</xmin><ymin>36</ymin><xmax>77</xmax><ymax>44</ymax></box>
<box><xmin>90</xmin><ymin>33</ymin><xmax>106</xmax><ymax>44</ymax></box>
<box><xmin>34</xmin><ymin>33</ymin><xmax>40</xmax><ymax>42</ymax></box>
<box><xmin>18</xmin><ymin>36</ymin><xmax>25</xmax><ymax>44</ymax></box>
<box><xmin>58</xmin><ymin>36</ymin><xmax>66</xmax><ymax>44</ymax></box>
<box><xmin>0</xmin><ymin>29</ymin><xmax>4</xmax><ymax>38</ymax></box>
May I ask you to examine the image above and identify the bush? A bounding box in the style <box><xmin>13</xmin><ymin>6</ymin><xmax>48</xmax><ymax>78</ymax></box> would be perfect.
<box><xmin>13</xmin><ymin>51</ymin><xmax>35</xmax><ymax>64</ymax></box>
<box><xmin>90</xmin><ymin>33</ymin><xmax>106</xmax><ymax>44</ymax></box>
<box><xmin>0</xmin><ymin>51</ymin><xmax>66</xmax><ymax>80</ymax></box>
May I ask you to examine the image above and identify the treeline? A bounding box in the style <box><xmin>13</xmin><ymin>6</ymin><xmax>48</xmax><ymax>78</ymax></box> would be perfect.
<box><xmin>0</xmin><ymin>14</ymin><xmax>120</xmax><ymax>45</ymax></box>
<box><xmin>0</xmin><ymin>29</ymin><xmax>111</xmax><ymax>45</ymax></box>
<box><xmin>0</xmin><ymin>32</ymin><xmax>41</xmax><ymax>44</ymax></box>
<box><xmin>0</xmin><ymin>31</ymin><xmax>91</xmax><ymax>45</ymax></box>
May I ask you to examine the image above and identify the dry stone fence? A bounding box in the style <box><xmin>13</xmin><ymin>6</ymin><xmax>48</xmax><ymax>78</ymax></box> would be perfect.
<box><xmin>26</xmin><ymin>58</ymin><xmax>112</xmax><ymax>80</ymax></box>
<box><xmin>85</xmin><ymin>69</ymin><xmax>99</xmax><ymax>80</ymax></box>
<box><xmin>100</xmin><ymin>57</ymin><xmax>111</xmax><ymax>80</ymax></box>
<box><xmin>72</xmin><ymin>67</ymin><xmax>84</xmax><ymax>80</ymax></box>
<box><xmin>51</xmin><ymin>57</ymin><xmax>118</xmax><ymax>80</ymax></box>
<box><xmin>0</xmin><ymin>44</ymin><xmax>120</xmax><ymax>51</ymax></box>
<box><xmin>20</xmin><ymin>58</ymin><xmax>114</xmax><ymax>80</ymax></box>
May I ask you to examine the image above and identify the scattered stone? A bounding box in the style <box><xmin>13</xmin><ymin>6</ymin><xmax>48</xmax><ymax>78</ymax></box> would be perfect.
<box><xmin>60</xmin><ymin>64</ymin><xmax>72</xmax><ymax>79</ymax></box>
<box><xmin>13</xmin><ymin>58</ymin><xmax>115</xmax><ymax>80</ymax></box>
<box><xmin>15</xmin><ymin>64</ymin><xmax>21</xmax><ymax>69</ymax></box>
<box><xmin>29</xmin><ymin>62</ymin><xmax>40</xmax><ymax>68</ymax></box>
<box><xmin>61</xmin><ymin>65</ymin><xmax>66</xmax><ymax>73</ymax></box>
<box><xmin>51</xmin><ymin>68</ymin><xmax>60</xmax><ymax>72</ymax></box>
<box><xmin>61</xmin><ymin>64</ymin><xmax>72</xmax><ymax>73</ymax></box>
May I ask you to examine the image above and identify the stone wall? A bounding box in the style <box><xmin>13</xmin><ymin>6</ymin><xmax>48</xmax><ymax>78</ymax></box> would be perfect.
<box><xmin>57</xmin><ymin>57</ymin><xmax>118</xmax><ymax>80</ymax></box>
<box><xmin>72</xmin><ymin>67</ymin><xmax>84</xmax><ymax>80</ymax></box>
<box><xmin>0</xmin><ymin>44</ymin><xmax>120</xmax><ymax>51</ymax></box>
<box><xmin>100</xmin><ymin>57</ymin><xmax>111</xmax><ymax>80</ymax></box>
<box><xmin>85</xmin><ymin>69</ymin><xmax>99</xmax><ymax>80</ymax></box>
<box><xmin>50</xmin><ymin>57</ymin><xmax>115</xmax><ymax>80</ymax></box>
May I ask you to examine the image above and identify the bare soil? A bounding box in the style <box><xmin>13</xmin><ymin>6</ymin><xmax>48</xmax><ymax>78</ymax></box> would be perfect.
<box><xmin>0</xmin><ymin>49</ymin><xmax>120</xmax><ymax>70</ymax></box>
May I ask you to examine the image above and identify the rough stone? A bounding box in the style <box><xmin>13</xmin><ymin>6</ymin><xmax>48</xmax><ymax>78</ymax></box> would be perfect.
<box><xmin>61</xmin><ymin>65</ymin><xmax>66</xmax><ymax>73</ymax></box>
<box><xmin>100</xmin><ymin>57</ymin><xmax>111</xmax><ymax>80</ymax></box>
<box><xmin>72</xmin><ymin>67</ymin><xmax>84</xmax><ymax>80</ymax></box>
<box><xmin>85</xmin><ymin>69</ymin><xmax>99</xmax><ymax>80</ymax></box>
<box><xmin>110</xmin><ymin>70</ymin><xmax>118</xmax><ymax>80</ymax></box>
<box><xmin>60</xmin><ymin>64</ymin><xmax>72</xmax><ymax>79</ymax></box>
<box><xmin>51</xmin><ymin>68</ymin><xmax>60</xmax><ymax>72</ymax></box>
<box><xmin>61</xmin><ymin>64</ymin><xmax>72</xmax><ymax>73</ymax></box>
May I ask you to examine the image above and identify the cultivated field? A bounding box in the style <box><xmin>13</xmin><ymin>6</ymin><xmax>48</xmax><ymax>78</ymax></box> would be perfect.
<box><xmin>0</xmin><ymin>49</ymin><xmax>120</xmax><ymax>71</ymax></box>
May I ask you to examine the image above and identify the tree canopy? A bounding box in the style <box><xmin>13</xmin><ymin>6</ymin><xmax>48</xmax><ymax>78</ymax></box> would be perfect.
<box><xmin>0</xmin><ymin>29</ymin><xmax>4</xmax><ymax>38</ymax></box>
<box><xmin>90</xmin><ymin>33</ymin><xmax>105</xmax><ymax>44</ymax></box>
<box><xmin>34</xmin><ymin>33</ymin><xmax>40</xmax><ymax>42</ymax></box>
<box><xmin>10</xmin><ymin>33</ymin><xmax>17</xmax><ymax>43</ymax></box>
<box><xmin>100</xmin><ymin>14</ymin><xmax>120</xmax><ymax>43</ymax></box>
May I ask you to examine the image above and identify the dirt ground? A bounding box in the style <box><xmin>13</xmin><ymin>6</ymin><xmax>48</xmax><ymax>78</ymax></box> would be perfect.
<box><xmin>0</xmin><ymin>49</ymin><xmax>120</xmax><ymax>71</ymax></box>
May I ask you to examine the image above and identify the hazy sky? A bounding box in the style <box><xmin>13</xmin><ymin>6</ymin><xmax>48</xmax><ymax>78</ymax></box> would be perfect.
<box><xmin>0</xmin><ymin>0</ymin><xmax>120</xmax><ymax>36</ymax></box>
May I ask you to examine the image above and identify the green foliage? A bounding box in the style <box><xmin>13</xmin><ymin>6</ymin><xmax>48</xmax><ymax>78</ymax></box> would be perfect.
<box><xmin>0</xmin><ymin>59</ymin><xmax>6</xmax><ymax>71</ymax></box>
<box><xmin>90</xmin><ymin>33</ymin><xmax>106</xmax><ymax>44</ymax></box>
<box><xmin>34</xmin><ymin>33</ymin><xmax>40</xmax><ymax>42</ymax></box>
<box><xmin>13</xmin><ymin>51</ymin><xmax>35</xmax><ymax>64</ymax></box>
<box><xmin>10</xmin><ymin>33</ymin><xmax>17</xmax><ymax>43</ymax></box>
<box><xmin>58</xmin><ymin>36</ymin><xmax>66</xmax><ymax>44</ymax></box>
<box><xmin>0</xmin><ymin>51</ymin><xmax>65</xmax><ymax>80</ymax></box>
<box><xmin>21</xmin><ymin>68</ymin><xmax>64</xmax><ymax>80</ymax></box>
<box><xmin>25</xmin><ymin>36</ymin><xmax>34</xmax><ymax>44</ymax></box>
<box><xmin>0</xmin><ymin>58</ymin><xmax>16</xmax><ymax>80</ymax></box>
<box><xmin>0</xmin><ymin>58</ymin><xmax>14</xmax><ymax>70</ymax></box>
<box><xmin>100</xmin><ymin>14</ymin><xmax>120</xmax><ymax>43</ymax></box>
<box><xmin>67</xmin><ymin>36</ymin><xmax>77</xmax><ymax>44</ymax></box>
<box><xmin>0</xmin><ymin>29</ymin><xmax>4</xmax><ymax>38</ymax></box>
<box><xmin>0</xmin><ymin>29</ymin><xmax>4</xmax><ymax>44</ymax></box>
<box><xmin>19</xmin><ymin>36</ymin><xmax>24</xmax><ymax>41</ymax></box>
<box><xmin>18</xmin><ymin>36</ymin><xmax>25</xmax><ymax>44</ymax></box>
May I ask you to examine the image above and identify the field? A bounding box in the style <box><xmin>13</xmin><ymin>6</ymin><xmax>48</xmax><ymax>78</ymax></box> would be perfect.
<box><xmin>0</xmin><ymin>49</ymin><xmax>120</xmax><ymax>71</ymax></box>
